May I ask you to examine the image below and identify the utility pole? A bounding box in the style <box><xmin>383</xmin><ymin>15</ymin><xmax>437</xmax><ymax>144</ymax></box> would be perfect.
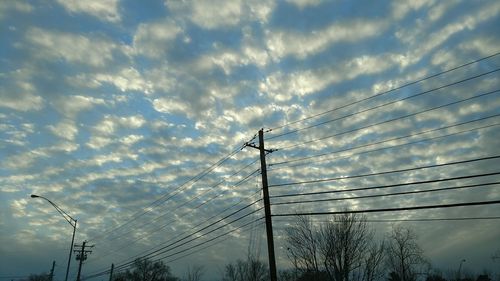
<box><xmin>245</xmin><ymin>129</ymin><xmax>277</xmax><ymax>281</ymax></box>
<box><xmin>74</xmin><ymin>241</ymin><xmax>94</xmax><ymax>281</ymax></box>
<box><xmin>108</xmin><ymin>263</ymin><xmax>114</xmax><ymax>281</ymax></box>
<box><xmin>49</xmin><ymin>261</ymin><xmax>55</xmax><ymax>281</ymax></box>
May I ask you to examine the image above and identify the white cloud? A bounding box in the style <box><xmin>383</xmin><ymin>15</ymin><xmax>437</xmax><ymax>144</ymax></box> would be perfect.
<box><xmin>460</xmin><ymin>36</ymin><xmax>500</xmax><ymax>57</ymax></box>
<box><xmin>56</xmin><ymin>0</ymin><xmax>121</xmax><ymax>23</ymax></box>
<box><xmin>133</xmin><ymin>20</ymin><xmax>182</xmax><ymax>58</ymax></box>
<box><xmin>87</xmin><ymin>135</ymin><xmax>114</xmax><ymax>150</ymax></box>
<box><xmin>0</xmin><ymin>1</ymin><xmax>33</xmax><ymax>20</ymax></box>
<box><xmin>94</xmin><ymin>68</ymin><xmax>153</xmax><ymax>94</ymax></box>
<box><xmin>87</xmin><ymin>114</ymin><xmax>146</xmax><ymax>149</ymax></box>
<box><xmin>47</xmin><ymin>119</ymin><xmax>79</xmax><ymax>141</ymax></box>
<box><xmin>0</xmin><ymin>91</ymin><xmax>44</xmax><ymax>112</ymax></box>
<box><xmin>152</xmin><ymin>98</ymin><xmax>190</xmax><ymax>115</ymax></box>
<box><xmin>165</xmin><ymin>0</ymin><xmax>274</xmax><ymax>30</ymax></box>
<box><xmin>286</xmin><ymin>0</ymin><xmax>322</xmax><ymax>9</ymax></box>
<box><xmin>26</xmin><ymin>28</ymin><xmax>119</xmax><ymax>67</ymax></box>
<box><xmin>0</xmin><ymin>67</ymin><xmax>45</xmax><ymax>112</ymax></box>
<box><xmin>121</xmin><ymin>134</ymin><xmax>144</xmax><ymax>145</ymax></box>
<box><xmin>93</xmin><ymin>114</ymin><xmax>146</xmax><ymax>136</ymax></box>
<box><xmin>260</xmin><ymin>53</ymin><xmax>395</xmax><ymax>101</ymax></box>
<box><xmin>53</xmin><ymin>95</ymin><xmax>106</xmax><ymax>118</ymax></box>
<box><xmin>265</xmin><ymin>19</ymin><xmax>387</xmax><ymax>60</ymax></box>
<box><xmin>397</xmin><ymin>1</ymin><xmax>500</xmax><ymax>68</ymax></box>
<box><xmin>391</xmin><ymin>0</ymin><xmax>435</xmax><ymax>20</ymax></box>
<box><xmin>194</xmin><ymin>27</ymin><xmax>270</xmax><ymax>74</ymax></box>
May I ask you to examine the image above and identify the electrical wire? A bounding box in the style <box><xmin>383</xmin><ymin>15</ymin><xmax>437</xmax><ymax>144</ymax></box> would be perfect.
<box><xmin>271</xmin><ymin>181</ymin><xmax>500</xmax><ymax>205</ymax></box>
<box><xmin>273</xmin><ymin>216</ymin><xmax>500</xmax><ymax>223</ymax></box>
<box><xmin>268</xmin><ymin>51</ymin><xmax>500</xmax><ymax>133</ymax></box>
<box><xmin>90</xmin><ymin>198</ymin><xmax>264</xmax><ymax>275</ymax></box>
<box><xmin>88</xmin><ymin>146</ymin><xmax>244</xmax><ymax>243</ymax></box>
<box><xmin>110</xmin><ymin>206</ymin><xmax>264</xmax><ymax>273</ymax></box>
<box><xmin>268</xmin><ymin>68</ymin><xmax>499</xmax><ymax>141</ymax></box>
<box><xmin>84</xmin><ymin>217</ymin><xmax>265</xmax><ymax>280</ymax></box>
<box><xmin>271</xmin><ymin>171</ymin><xmax>500</xmax><ymax>198</ymax></box>
<box><xmin>86</xmin><ymin>168</ymin><xmax>261</xmax><ymax>266</ymax></box>
<box><xmin>272</xmin><ymin>199</ymin><xmax>500</xmax><ymax>217</ymax></box>
<box><xmin>269</xmin><ymin>155</ymin><xmax>500</xmax><ymax>188</ymax></box>
<box><xmin>269</xmin><ymin>114</ymin><xmax>500</xmax><ymax>168</ymax></box>
<box><xmin>278</xmin><ymin>87</ymin><xmax>500</xmax><ymax>150</ymax></box>
<box><xmin>95</xmin><ymin>161</ymin><xmax>260</xmax><ymax>246</ymax></box>
<box><xmin>164</xmin><ymin>220</ymin><xmax>266</xmax><ymax>264</ymax></box>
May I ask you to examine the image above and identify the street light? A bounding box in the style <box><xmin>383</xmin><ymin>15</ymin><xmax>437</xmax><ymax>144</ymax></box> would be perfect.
<box><xmin>31</xmin><ymin>194</ymin><xmax>77</xmax><ymax>281</ymax></box>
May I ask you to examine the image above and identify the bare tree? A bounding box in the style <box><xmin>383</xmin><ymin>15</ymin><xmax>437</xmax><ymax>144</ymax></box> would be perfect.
<box><xmin>114</xmin><ymin>258</ymin><xmax>178</xmax><ymax>281</ymax></box>
<box><xmin>318</xmin><ymin>213</ymin><xmax>382</xmax><ymax>281</ymax></box>
<box><xmin>184</xmin><ymin>265</ymin><xmax>204</xmax><ymax>281</ymax></box>
<box><xmin>285</xmin><ymin>215</ymin><xmax>321</xmax><ymax>277</ymax></box>
<box><xmin>285</xmin><ymin>213</ymin><xmax>384</xmax><ymax>281</ymax></box>
<box><xmin>357</xmin><ymin>241</ymin><xmax>386</xmax><ymax>281</ymax></box>
<box><xmin>222</xmin><ymin>257</ymin><xmax>268</xmax><ymax>281</ymax></box>
<box><xmin>386</xmin><ymin>226</ymin><xmax>428</xmax><ymax>281</ymax></box>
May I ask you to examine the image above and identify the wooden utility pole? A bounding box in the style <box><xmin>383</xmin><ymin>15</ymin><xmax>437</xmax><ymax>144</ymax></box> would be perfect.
<box><xmin>108</xmin><ymin>263</ymin><xmax>114</xmax><ymax>281</ymax></box>
<box><xmin>49</xmin><ymin>261</ymin><xmax>55</xmax><ymax>281</ymax></box>
<box><xmin>245</xmin><ymin>129</ymin><xmax>277</xmax><ymax>281</ymax></box>
<box><xmin>74</xmin><ymin>241</ymin><xmax>94</xmax><ymax>281</ymax></box>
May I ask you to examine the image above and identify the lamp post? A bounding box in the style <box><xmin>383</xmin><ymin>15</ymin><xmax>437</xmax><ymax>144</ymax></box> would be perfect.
<box><xmin>31</xmin><ymin>194</ymin><xmax>77</xmax><ymax>281</ymax></box>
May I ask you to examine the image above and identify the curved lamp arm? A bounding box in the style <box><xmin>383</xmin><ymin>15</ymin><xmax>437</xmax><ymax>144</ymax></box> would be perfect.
<box><xmin>31</xmin><ymin>194</ymin><xmax>76</xmax><ymax>227</ymax></box>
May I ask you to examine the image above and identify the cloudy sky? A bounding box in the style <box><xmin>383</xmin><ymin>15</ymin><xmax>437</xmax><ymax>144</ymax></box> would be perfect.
<box><xmin>1</xmin><ymin>0</ymin><xmax>500</xmax><ymax>280</ymax></box>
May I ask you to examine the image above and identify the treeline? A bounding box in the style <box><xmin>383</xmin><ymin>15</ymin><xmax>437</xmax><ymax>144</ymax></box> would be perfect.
<box><xmin>23</xmin><ymin>214</ymin><xmax>499</xmax><ymax>281</ymax></box>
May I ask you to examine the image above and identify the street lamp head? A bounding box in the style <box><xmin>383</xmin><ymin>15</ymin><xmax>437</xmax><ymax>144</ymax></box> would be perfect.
<box><xmin>31</xmin><ymin>194</ymin><xmax>40</xmax><ymax>198</ymax></box>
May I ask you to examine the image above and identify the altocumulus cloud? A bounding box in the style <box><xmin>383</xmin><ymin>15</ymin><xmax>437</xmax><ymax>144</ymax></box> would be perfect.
<box><xmin>0</xmin><ymin>1</ymin><xmax>499</xmax><ymax>280</ymax></box>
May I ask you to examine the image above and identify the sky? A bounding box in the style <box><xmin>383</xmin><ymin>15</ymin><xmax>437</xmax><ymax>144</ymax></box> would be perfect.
<box><xmin>1</xmin><ymin>0</ymin><xmax>500</xmax><ymax>280</ymax></box>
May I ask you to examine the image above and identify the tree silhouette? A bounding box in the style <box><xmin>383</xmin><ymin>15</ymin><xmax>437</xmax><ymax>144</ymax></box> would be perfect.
<box><xmin>285</xmin><ymin>213</ymin><xmax>384</xmax><ymax>281</ymax></box>
<box><xmin>386</xmin><ymin>226</ymin><xmax>428</xmax><ymax>281</ymax></box>
<box><xmin>114</xmin><ymin>258</ymin><xmax>178</xmax><ymax>281</ymax></box>
<box><xmin>184</xmin><ymin>265</ymin><xmax>204</xmax><ymax>281</ymax></box>
<box><xmin>222</xmin><ymin>257</ymin><xmax>268</xmax><ymax>281</ymax></box>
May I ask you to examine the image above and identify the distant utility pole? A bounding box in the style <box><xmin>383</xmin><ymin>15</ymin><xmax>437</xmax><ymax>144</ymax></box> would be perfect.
<box><xmin>245</xmin><ymin>128</ymin><xmax>278</xmax><ymax>281</ymax></box>
<box><xmin>49</xmin><ymin>261</ymin><xmax>55</xmax><ymax>281</ymax></box>
<box><xmin>74</xmin><ymin>241</ymin><xmax>94</xmax><ymax>281</ymax></box>
<box><xmin>108</xmin><ymin>263</ymin><xmax>114</xmax><ymax>281</ymax></box>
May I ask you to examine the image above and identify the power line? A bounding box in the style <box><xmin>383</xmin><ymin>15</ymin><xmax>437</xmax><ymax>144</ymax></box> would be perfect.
<box><xmin>111</xmin><ymin>206</ymin><xmax>264</xmax><ymax>273</ymax></box>
<box><xmin>272</xmin><ymin>199</ymin><xmax>500</xmax><ymax>217</ymax></box>
<box><xmin>271</xmin><ymin>171</ymin><xmax>500</xmax><ymax>198</ymax></box>
<box><xmin>164</xmin><ymin>220</ymin><xmax>266</xmax><ymax>264</ymax></box>
<box><xmin>92</xmin><ymin>199</ymin><xmax>263</xmax><ymax>274</ymax></box>
<box><xmin>268</xmin><ymin>68</ymin><xmax>499</xmax><ymax>141</ymax></box>
<box><xmin>269</xmin><ymin>114</ymin><xmax>500</xmax><ymax>168</ymax></box>
<box><xmin>95</xmin><ymin>163</ymin><xmax>260</xmax><ymax>246</ymax></box>
<box><xmin>271</xmin><ymin>181</ymin><xmax>500</xmax><ymax>205</ymax></box>
<box><xmin>269</xmin><ymin>155</ymin><xmax>500</xmax><ymax>188</ymax></box>
<box><xmin>273</xmin><ymin>216</ymin><xmax>500</xmax><ymax>223</ymax></box>
<box><xmin>278</xmin><ymin>87</ymin><xmax>500</xmax><ymax>150</ymax></box>
<box><xmin>85</xmin><ymin>186</ymin><xmax>262</xmax><ymax>277</ymax></box>
<box><xmin>268</xmin><ymin>51</ymin><xmax>500</xmax><ymax>133</ymax></box>
<box><xmin>88</xmin><ymin>146</ymin><xmax>244</xmax><ymax>243</ymax></box>
<box><xmin>154</xmin><ymin>217</ymin><xmax>264</xmax><ymax>263</ymax></box>
<box><xmin>86</xmin><ymin>168</ymin><xmax>261</xmax><ymax>265</ymax></box>
<box><xmin>84</xmin><ymin>217</ymin><xmax>265</xmax><ymax>280</ymax></box>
